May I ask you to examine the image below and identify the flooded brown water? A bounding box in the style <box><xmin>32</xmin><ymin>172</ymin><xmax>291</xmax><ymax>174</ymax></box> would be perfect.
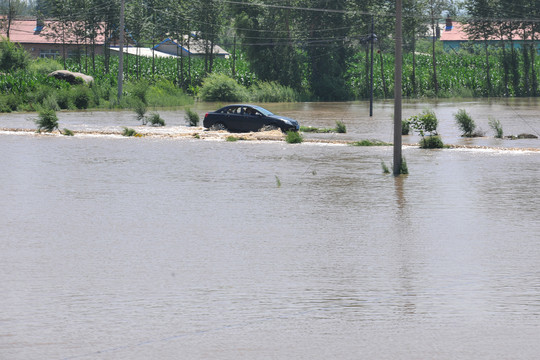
<box><xmin>1</xmin><ymin>99</ymin><xmax>540</xmax><ymax>359</ymax></box>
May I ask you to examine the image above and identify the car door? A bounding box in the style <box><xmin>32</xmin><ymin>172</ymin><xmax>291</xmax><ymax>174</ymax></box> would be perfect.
<box><xmin>246</xmin><ymin>108</ymin><xmax>267</xmax><ymax>131</ymax></box>
<box><xmin>222</xmin><ymin>106</ymin><xmax>242</xmax><ymax>130</ymax></box>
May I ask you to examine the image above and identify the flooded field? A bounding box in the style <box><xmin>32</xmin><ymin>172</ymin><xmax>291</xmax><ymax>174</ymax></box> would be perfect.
<box><xmin>1</xmin><ymin>99</ymin><xmax>539</xmax><ymax>359</ymax></box>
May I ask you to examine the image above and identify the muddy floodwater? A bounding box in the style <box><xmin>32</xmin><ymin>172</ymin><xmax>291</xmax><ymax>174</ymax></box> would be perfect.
<box><xmin>1</xmin><ymin>99</ymin><xmax>540</xmax><ymax>359</ymax></box>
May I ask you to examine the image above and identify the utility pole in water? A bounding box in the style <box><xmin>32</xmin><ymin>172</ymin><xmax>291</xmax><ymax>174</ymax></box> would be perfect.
<box><xmin>117</xmin><ymin>0</ymin><xmax>125</xmax><ymax>101</ymax></box>
<box><xmin>369</xmin><ymin>16</ymin><xmax>374</xmax><ymax>117</ymax></box>
<box><xmin>393</xmin><ymin>0</ymin><xmax>403</xmax><ymax>176</ymax></box>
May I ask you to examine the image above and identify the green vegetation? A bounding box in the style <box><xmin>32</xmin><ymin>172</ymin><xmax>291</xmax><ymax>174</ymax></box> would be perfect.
<box><xmin>285</xmin><ymin>131</ymin><xmax>303</xmax><ymax>144</ymax></box>
<box><xmin>420</xmin><ymin>135</ymin><xmax>444</xmax><ymax>149</ymax></box>
<box><xmin>351</xmin><ymin>139</ymin><xmax>392</xmax><ymax>146</ymax></box>
<box><xmin>402</xmin><ymin>119</ymin><xmax>410</xmax><ymax>135</ymax></box>
<box><xmin>335</xmin><ymin>121</ymin><xmax>347</xmax><ymax>134</ymax></box>
<box><xmin>275</xmin><ymin>175</ymin><xmax>282</xmax><ymax>188</ymax></box>
<box><xmin>300</xmin><ymin>121</ymin><xmax>347</xmax><ymax>134</ymax></box>
<box><xmin>381</xmin><ymin>161</ymin><xmax>391</xmax><ymax>174</ymax></box>
<box><xmin>226</xmin><ymin>136</ymin><xmax>239</xmax><ymax>142</ymax></box>
<box><xmin>408</xmin><ymin>110</ymin><xmax>444</xmax><ymax>148</ymax></box>
<box><xmin>122</xmin><ymin>127</ymin><xmax>139</xmax><ymax>137</ymax></box>
<box><xmin>399</xmin><ymin>158</ymin><xmax>409</xmax><ymax>175</ymax></box>
<box><xmin>489</xmin><ymin>117</ymin><xmax>504</xmax><ymax>138</ymax></box>
<box><xmin>454</xmin><ymin>109</ymin><xmax>476</xmax><ymax>137</ymax></box>
<box><xmin>62</xmin><ymin>128</ymin><xmax>74</xmax><ymax>136</ymax></box>
<box><xmin>199</xmin><ymin>73</ymin><xmax>248</xmax><ymax>102</ymax></box>
<box><xmin>147</xmin><ymin>112</ymin><xmax>165</xmax><ymax>127</ymax></box>
<box><xmin>34</xmin><ymin>109</ymin><xmax>59</xmax><ymax>132</ymax></box>
<box><xmin>185</xmin><ymin>108</ymin><xmax>199</xmax><ymax>127</ymax></box>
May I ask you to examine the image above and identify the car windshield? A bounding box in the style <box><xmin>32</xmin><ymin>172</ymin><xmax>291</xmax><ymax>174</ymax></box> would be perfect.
<box><xmin>252</xmin><ymin>106</ymin><xmax>274</xmax><ymax>117</ymax></box>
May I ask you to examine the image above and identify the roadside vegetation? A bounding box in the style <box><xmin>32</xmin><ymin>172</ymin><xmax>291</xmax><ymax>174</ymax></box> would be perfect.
<box><xmin>408</xmin><ymin>110</ymin><xmax>445</xmax><ymax>149</ymax></box>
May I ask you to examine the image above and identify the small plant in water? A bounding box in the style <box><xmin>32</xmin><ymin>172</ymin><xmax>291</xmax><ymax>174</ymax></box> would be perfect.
<box><xmin>399</xmin><ymin>157</ymin><xmax>409</xmax><ymax>175</ymax></box>
<box><xmin>34</xmin><ymin>109</ymin><xmax>59</xmax><ymax>132</ymax></box>
<box><xmin>335</xmin><ymin>120</ymin><xmax>347</xmax><ymax>133</ymax></box>
<box><xmin>275</xmin><ymin>175</ymin><xmax>282</xmax><ymax>188</ymax></box>
<box><xmin>409</xmin><ymin>110</ymin><xmax>443</xmax><ymax>149</ymax></box>
<box><xmin>184</xmin><ymin>108</ymin><xmax>199</xmax><ymax>126</ymax></box>
<box><xmin>488</xmin><ymin>116</ymin><xmax>503</xmax><ymax>138</ymax></box>
<box><xmin>148</xmin><ymin>112</ymin><xmax>165</xmax><ymax>126</ymax></box>
<box><xmin>381</xmin><ymin>161</ymin><xmax>390</xmax><ymax>174</ymax></box>
<box><xmin>285</xmin><ymin>131</ymin><xmax>303</xmax><ymax>144</ymax></box>
<box><xmin>122</xmin><ymin>127</ymin><xmax>139</xmax><ymax>137</ymax></box>
<box><xmin>351</xmin><ymin>139</ymin><xmax>392</xmax><ymax>146</ymax></box>
<box><xmin>454</xmin><ymin>108</ymin><xmax>476</xmax><ymax>137</ymax></box>
<box><xmin>402</xmin><ymin>119</ymin><xmax>410</xmax><ymax>135</ymax></box>
<box><xmin>226</xmin><ymin>136</ymin><xmax>238</xmax><ymax>142</ymax></box>
<box><xmin>62</xmin><ymin>128</ymin><xmax>74</xmax><ymax>136</ymax></box>
<box><xmin>134</xmin><ymin>100</ymin><xmax>148</xmax><ymax>124</ymax></box>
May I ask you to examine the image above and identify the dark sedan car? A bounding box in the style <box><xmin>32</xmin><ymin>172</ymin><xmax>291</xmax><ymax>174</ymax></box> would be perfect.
<box><xmin>203</xmin><ymin>104</ymin><xmax>300</xmax><ymax>133</ymax></box>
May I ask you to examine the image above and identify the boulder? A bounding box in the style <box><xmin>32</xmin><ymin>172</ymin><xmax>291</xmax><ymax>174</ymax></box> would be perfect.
<box><xmin>48</xmin><ymin>70</ymin><xmax>94</xmax><ymax>85</ymax></box>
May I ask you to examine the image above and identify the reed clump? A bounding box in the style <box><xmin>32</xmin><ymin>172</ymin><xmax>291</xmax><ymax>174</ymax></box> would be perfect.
<box><xmin>285</xmin><ymin>130</ymin><xmax>303</xmax><ymax>144</ymax></box>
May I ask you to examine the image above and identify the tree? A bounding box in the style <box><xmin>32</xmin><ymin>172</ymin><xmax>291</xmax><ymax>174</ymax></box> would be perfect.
<box><xmin>464</xmin><ymin>0</ymin><xmax>497</xmax><ymax>96</ymax></box>
<box><xmin>0</xmin><ymin>0</ymin><xmax>26</xmax><ymax>39</ymax></box>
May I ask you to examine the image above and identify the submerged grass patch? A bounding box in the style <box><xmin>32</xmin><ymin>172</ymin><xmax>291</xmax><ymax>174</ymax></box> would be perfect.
<box><xmin>351</xmin><ymin>139</ymin><xmax>392</xmax><ymax>146</ymax></box>
<box><xmin>285</xmin><ymin>131</ymin><xmax>303</xmax><ymax>144</ymax></box>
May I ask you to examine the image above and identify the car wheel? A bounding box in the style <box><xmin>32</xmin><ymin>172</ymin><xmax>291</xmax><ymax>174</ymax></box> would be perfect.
<box><xmin>211</xmin><ymin>122</ymin><xmax>227</xmax><ymax>131</ymax></box>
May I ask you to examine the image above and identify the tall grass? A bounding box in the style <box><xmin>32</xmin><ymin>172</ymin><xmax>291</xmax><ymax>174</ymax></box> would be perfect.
<box><xmin>454</xmin><ymin>109</ymin><xmax>476</xmax><ymax>137</ymax></box>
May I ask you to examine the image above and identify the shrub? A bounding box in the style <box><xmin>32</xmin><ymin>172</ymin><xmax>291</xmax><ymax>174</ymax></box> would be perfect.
<box><xmin>489</xmin><ymin>117</ymin><xmax>503</xmax><ymax>138</ymax></box>
<box><xmin>128</xmin><ymin>80</ymin><xmax>149</xmax><ymax>105</ymax></box>
<box><xmin>420</xmin><ymin>135</ymin><xmax>444</xmax><ymax>149</ymax></box>
<box><xmin>409</xmin><ymin>110</ymin><xmax>438</xmax><ymax>138</ymax></box>
<box><xmin>402</xmin><ymin>119</ymin><xmax>410</xmax><ymax>135</ymax></box>
<box><xmin>199</xmin><ymin>73</ymin><xmax>248</xmax><ymax>102</ymax></box>
<box><xmin>134</xmin><ymin>100</ymin><xmax>148</xmax><ymax>124</ymax></box>
<box><xmin>34</xmin><ymin>109</ymin><xmax>59</xmax><ymax>132</ymax></box>
<box><xmin>250</xmin><ymin>81</ymin><xmax>298</xmax><ymax>102</ymax></box>
<box><xmin>0</xmin><ymin>38</ymin><xmax>30</xmax><ymax>72</ymax></box>
<box><xmin>335</xmin><ymin>120</ymin><xmax>347</xmax><ymax>133</ymax></box>
<box><xmin>184</xmin><ymin>108</ymin><xmax>199</xmax><ymax>126</ymax></box>
<box><xmin>148</xmin><ymin>112</ymin><xmax>165</xmax><ymax>126</ymax></box>
<box><xmin>454</xmin><ymin>109</ymin><xmax>476</xmax><ymax>137</ymax></box>
<box><xmin>147</xmin><ymin>80</ymin><xmax>192</xmax><ymax>107</ymax></box>
<box><xmin>28</xmin><ymin>58</ymin><xmax>62</xmax><ymax>75</ymax></box>
<box><xmin>42</xmin><ymin>94</ymin><xmax>60</xmax><ymax>111</ymax></box>
<box><xmin>122</xmin><ymin>127</ymin><xmax>139</xmax><ymax>136</ymax></box>
<box><xmin>285</xmin><ymin>130</ymin><xmax>303</xmax><ymax>144</ymax></box>
<box><xmin>73</xmin><ymin>86</ymin><xmax>91</xmax><ymax>109</ymax></box>
<box><xmin>53</xmin><ymin>88</ymin><xmax>69</xmax><ymax>109</ymax></box>
<box><xmin>62</xmin><ymin>128</ymin><xmax>74</xmax><ymax>136</ymax></box>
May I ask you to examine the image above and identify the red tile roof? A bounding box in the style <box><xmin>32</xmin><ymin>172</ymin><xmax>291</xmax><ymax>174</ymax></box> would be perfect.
<box><xmin>0</xmin><ymin>18</ymin><xmax>106</xmax><ymax>45</ymax></box>
<box><xmin>441</xmin><ymin>21</ymin><xmax>534</xmax><ymax>42</ymax></box>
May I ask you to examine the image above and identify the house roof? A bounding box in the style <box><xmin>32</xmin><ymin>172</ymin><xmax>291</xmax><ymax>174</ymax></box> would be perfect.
<box><xmin>441</xmin><ymin>20</ymin><xmax>536</xmax><ymax>42</ymax></box>
<box><xmin>154</xmin><ymin>36</ymin><xmax>230</xmax><ymax>57</ymax></box>
<box><xmin>0</xmin><ymin>18</ymin><xmax>106</xmax><ymax>45</ymax></box>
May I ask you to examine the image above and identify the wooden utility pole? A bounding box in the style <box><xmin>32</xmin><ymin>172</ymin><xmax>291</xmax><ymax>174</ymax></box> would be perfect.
<box><xmin>117</xmin><ymin>0</ymin><xmax>125</xmax><ymax>101</ymax></box>
<box><xmin>393</xmin><ymin>0</ymin><xmax>403</xmax><ymax>176</ymax></box>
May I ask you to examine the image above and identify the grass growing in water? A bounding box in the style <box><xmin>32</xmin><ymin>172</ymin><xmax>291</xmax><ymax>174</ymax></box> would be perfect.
<box><xmin>381</xmin><ymin>161</ymin><xmax>390</xmax><ymax>174</ymax></box>
<box><xmin>454</xmin><ymin>109</ymin><xmax>476</xmax><ymax>137</ymax></box>
<box><xmin>34</xmin><ymin>109</ymin><xmax>59</xmax><ymax>132</ymax></box>
<box><xmin>300</xmin><ymin>121</ymin><xmax>347</xmax><ymax>133</ymax></box>
<box><xmin>185</xmin><ymin>108</ymin><xmax>199</xmax><ymax>126</ymax></box>
<box><xmin>122</xmin><ymin>127</ymin><xmax>140</xmax><ymax>137</ymax></box>
<box><xmin>148</xmin><ymin>112</ymin><xmax>165</xmax><ymax>126</ymax></box>
<box><xmin>489</xmin><ymin>117</ymin><xmax>503</xmax><ymax>138</ymax></box>
<box><xmin>420</xmin><ymin>135</ymin><xmax>444</xmax><ymax>148</ymax></box>
<box><xmin>351</xmin><ymin>139</ymin><xmax>391</xmax><ymax>146</ymax></box>
<box><xmin>62</xmin><ymin>128</ymin><xmax>74</xmax><ymax>136</ymax></box>
<box><xmin>275</xmin><ymin>175</ymin><xmax>282</xmax><ymax>188</ymax></box>
<box><xmin>335</xmin><ymin>120</ymin><xmax>347</xmax><ymax>133</ymax></box>
<box><xmin>285</xmin><ymin>131</ymin><xmax>303</xmax><ymax>144</ymax></box>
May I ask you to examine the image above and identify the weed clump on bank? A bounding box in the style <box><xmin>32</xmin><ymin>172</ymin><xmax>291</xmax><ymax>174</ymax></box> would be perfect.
<box><xmin>285</xmin><ymin>131</ymin><xmax>303</xmax><ymax>144</ymax></box>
